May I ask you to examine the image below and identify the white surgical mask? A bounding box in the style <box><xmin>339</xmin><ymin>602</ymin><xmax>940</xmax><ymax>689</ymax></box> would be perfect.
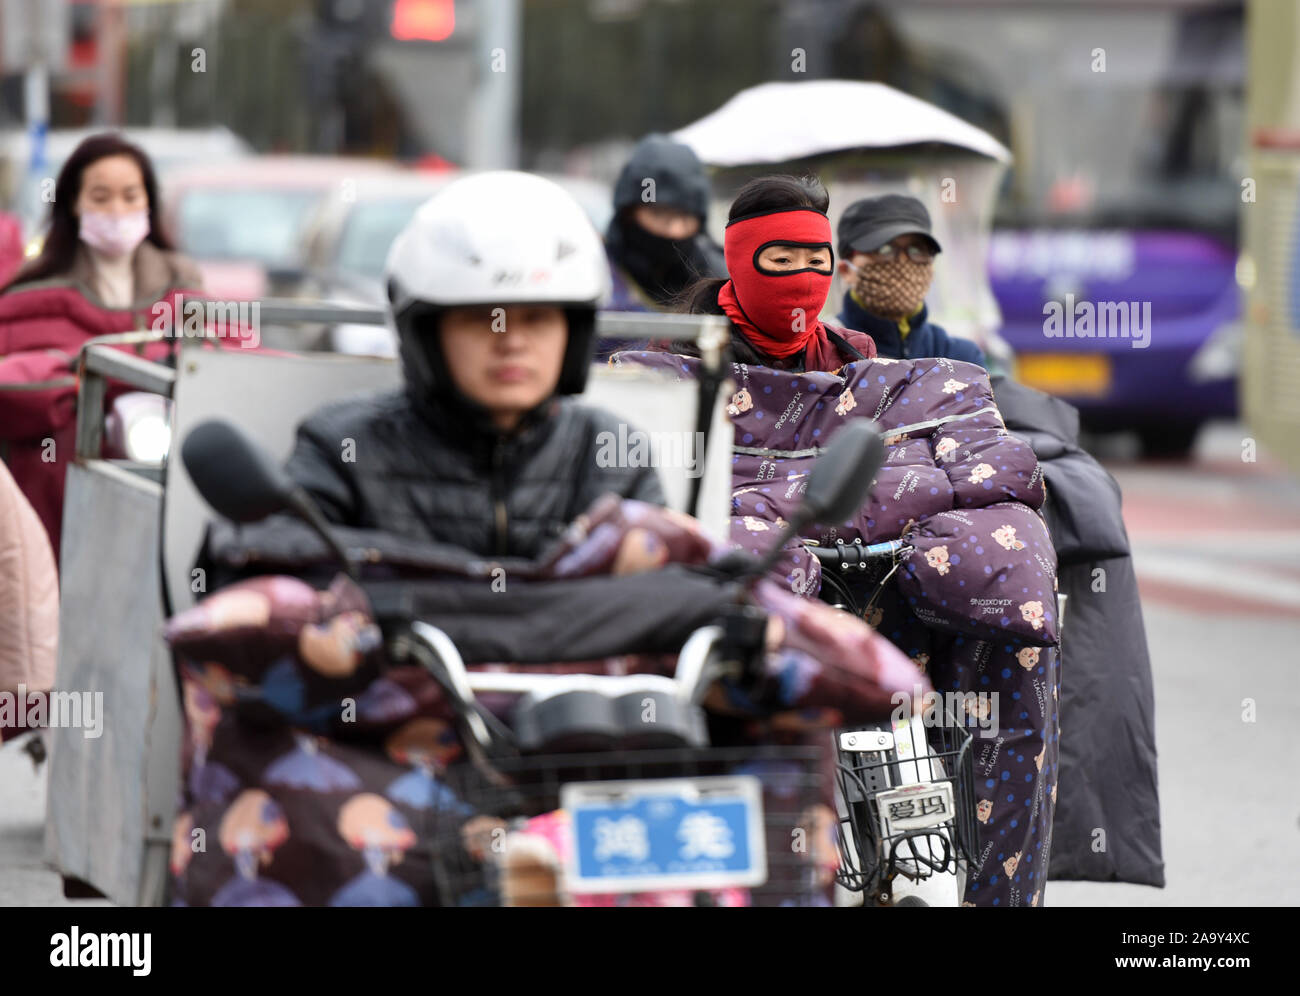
<box><xmin>79</xmin><ymin>210</ymin><xmax>150</xmax><ymax>258</ymax></box>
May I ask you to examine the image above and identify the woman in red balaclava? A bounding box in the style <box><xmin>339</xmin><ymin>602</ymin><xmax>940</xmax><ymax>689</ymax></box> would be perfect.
<box><xmin>677</xmin><ymin>175</ymin><xmax>876</xmax><ymax>372</ymax></box>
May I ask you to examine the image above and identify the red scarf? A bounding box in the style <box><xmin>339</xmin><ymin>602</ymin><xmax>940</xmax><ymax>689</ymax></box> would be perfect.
<box><xmin>717</xmin><ymin>207</ymin><xmax>834</xmax><ymax>358</ymax></box>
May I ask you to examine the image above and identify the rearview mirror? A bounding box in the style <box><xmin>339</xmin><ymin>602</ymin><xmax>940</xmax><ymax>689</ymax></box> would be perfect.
<box><xmin>182</xmin><ymin>418</ymin><xmax>361</xmax><ymax>581</ymax></box>
<box><xmin>739</xmin><ymin>419</ymin><xmax>885</xmax><ymax>585</ymax></box>
<box><xmin>181</xmin><ymin>419</ymin><xmax>295</xmax><ymax>523</ymax></box>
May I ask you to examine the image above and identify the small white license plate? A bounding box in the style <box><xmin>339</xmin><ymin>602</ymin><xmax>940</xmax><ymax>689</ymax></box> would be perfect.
<box><xmin>875</xmin><ymin>780</ymin><xmax>955</xmax><ymax>837</ymax></box>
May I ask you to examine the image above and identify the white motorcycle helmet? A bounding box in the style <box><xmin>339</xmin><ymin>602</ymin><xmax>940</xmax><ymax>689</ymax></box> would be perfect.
<box><xmin>385</xmin><ymin>170</ymin><xmax>610</xmax><ymax>399</ymax></box>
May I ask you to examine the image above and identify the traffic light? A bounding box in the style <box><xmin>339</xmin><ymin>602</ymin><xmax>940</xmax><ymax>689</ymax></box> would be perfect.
<box><xmin>390</xmin><ymin>0</ymin><xmax>455</xmax><ymax>42</ymax></box>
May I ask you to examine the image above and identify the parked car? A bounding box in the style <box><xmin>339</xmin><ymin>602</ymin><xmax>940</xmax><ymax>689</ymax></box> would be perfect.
<box><xmin>0</xmin><ymin>126</ymin><xmax>251</xmax><ymax>241</ymax></box>
<box><xmin>160</xmin><ymin>156</ymin><xmax>407</xmax><ymax>302</ymax></box>
<box><xmin>295</xmin><ymin>170</ymin><xmax>614</xmax><ymax>356</ymax></box>
<box><xmin>293</xmin><ymin>171</ymin><xmax>456</xmax><ymax>355</ymax></box>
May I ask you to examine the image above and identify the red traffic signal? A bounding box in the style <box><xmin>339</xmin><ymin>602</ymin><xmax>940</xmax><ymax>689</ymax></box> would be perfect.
<box><xmin>391</xmin><ymin>0</ymin><xmax>455</xmax><ymax>42</ymax></box>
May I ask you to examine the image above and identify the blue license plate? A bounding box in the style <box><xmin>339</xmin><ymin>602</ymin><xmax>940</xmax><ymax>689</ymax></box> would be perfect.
<box><xmin>561</xmin><ymin>775</ymin><xmax>766</xmax><ymax>893</ymax></box>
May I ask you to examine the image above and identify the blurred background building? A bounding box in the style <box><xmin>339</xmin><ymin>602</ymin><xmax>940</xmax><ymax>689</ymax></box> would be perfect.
<box><xmin>3</xmin><ymin>0</ymin><xmax>1286</xmax><ymax>465</ymax></box>
<box><xmin>0</xmin><ymin>1</ymin><xmax>1244</xmax><ymax>179</ymax></box>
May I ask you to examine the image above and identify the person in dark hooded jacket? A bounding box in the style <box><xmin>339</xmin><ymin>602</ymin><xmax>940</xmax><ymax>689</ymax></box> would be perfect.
<box><xmin>605</xmin><ymin>133</ymin><xmax>727</xmax><ymax>316</ymax></box>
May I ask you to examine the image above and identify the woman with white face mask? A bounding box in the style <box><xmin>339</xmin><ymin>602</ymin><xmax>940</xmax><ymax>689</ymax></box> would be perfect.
<box><xmin>0</xmin><ymin>133</ymin><xmax>204</xmax><ymax>563</ymax></box>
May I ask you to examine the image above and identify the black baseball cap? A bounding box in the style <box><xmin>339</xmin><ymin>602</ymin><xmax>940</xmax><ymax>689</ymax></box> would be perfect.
<box><xmin>837</xmin><ymin>194</ymin><xmax>942</xmax><ymax>258</ymax></box>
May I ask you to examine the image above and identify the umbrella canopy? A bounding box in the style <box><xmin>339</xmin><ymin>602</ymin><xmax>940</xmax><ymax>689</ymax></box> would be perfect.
<box><xmin>672</xmin><ymin>80</ymin><xmax>1012</xmax><ymax>166</ymax></box>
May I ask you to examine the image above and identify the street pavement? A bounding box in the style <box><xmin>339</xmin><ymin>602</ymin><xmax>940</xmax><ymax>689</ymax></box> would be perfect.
<box><xmin>3</xmin><ymin>421</ymin><xmax>1298</xmax><ymax>906</ymax></box>
<box><xmin>0</xmin><ymin>739</ymin><xmax>106</xmax><ymax>907</ymax></box>
<box><xmin>1049</xmin><ymin>422</ymin><xmax>1300</xmax><ymax>906</ymax></box>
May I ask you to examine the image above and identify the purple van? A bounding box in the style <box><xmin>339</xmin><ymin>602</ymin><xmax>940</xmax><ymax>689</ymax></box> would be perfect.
<box><xmin>989</xmin><ymin>229</ymin><xmax>1239</xmax><ymax>456</ymax></box>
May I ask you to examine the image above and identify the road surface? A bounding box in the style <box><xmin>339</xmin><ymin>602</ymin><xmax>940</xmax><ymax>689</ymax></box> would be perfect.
<box><xmin>3</xmin><ymin>421</ymin><xmax>1298</xmax><ymax>906</ymax></box>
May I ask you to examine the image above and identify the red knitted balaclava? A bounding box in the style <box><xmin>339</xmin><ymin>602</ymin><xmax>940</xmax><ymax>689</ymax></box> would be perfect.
<box><xmin>717</xmin><ymin>207</ymin><xmax>834</xmax><ymax>358</ymax></box>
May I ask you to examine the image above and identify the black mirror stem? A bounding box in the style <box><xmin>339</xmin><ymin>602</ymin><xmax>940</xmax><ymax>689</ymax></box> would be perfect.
<box><xmin>743</xmin><ymin>507</ymin><xmax>814</xmax><ymax>588</ymax></box>
<box><xmin>285</xmin><ymin>486</ymin><xmax>362</xmax><ymax>583</ymax></box>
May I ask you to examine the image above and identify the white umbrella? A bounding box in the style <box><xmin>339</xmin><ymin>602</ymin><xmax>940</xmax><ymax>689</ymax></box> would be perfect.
<box><xmin>672</xmin><ymin>80</ymin><xmax>1011</xmax><ymax>166</ymax></box>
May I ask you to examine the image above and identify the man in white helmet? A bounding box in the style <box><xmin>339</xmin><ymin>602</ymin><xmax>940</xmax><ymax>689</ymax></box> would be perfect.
<box><xmin>262</xmin><ymin>171</ymin><xmax>665</xmax><ymax>559</ymax></box>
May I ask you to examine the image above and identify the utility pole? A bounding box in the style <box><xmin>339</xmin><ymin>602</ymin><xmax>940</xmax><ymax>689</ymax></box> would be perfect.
<box><xmin>465</xmin><ymin>0</ymin><xmax>520</xmax><ymax>169</ymax></box>
<box><xmin>96</xmin><ymin>0</ymin><xmax>125</xmax><ymax>127</ymax></box>
<box><xmin>1</xmin><ymin>0</ymin><xmax>69</xmax><ymax>171</ymax></box>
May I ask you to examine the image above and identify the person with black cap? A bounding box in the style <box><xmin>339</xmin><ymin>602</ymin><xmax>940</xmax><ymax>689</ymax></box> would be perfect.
<box><xmin>605</xmin><ymin>133</ymin><xmax>726</xmax><ymax>313</ymax></box>
<box><xmin>835</xmin><ymin>193</ymin><xmax>986</xmax><ymax>368</ymax></box>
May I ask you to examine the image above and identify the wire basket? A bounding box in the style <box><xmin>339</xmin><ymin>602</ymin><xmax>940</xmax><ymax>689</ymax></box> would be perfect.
<box><xmin>416</xmin><ymin>744</ymin><xmax>834</xmax><ymax>907</ymax></box>
<box><xmin>833</xmin><ymin>713</ymin><xmax>978</xmax><ymax>901</ymax></box>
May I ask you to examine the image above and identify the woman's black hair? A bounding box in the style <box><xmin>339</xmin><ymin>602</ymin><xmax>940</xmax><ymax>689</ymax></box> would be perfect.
<box><xmin>725</xmin><ymin>173</ymin><xmax>830</xmax><ymax>222</ymax></box>
<box><xmin>3</xmin><ymin>132</ymin><xmax>172</xmax><ymax>292</ymax></box>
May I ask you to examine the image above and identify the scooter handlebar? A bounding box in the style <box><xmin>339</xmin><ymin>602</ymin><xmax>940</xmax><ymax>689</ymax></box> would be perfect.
<box><xmin>805</xmin><ymin>539</ymin><xmax>908</xmax><ymax>571</ymax></box>
<box><xmin>399</xmin><ymin>621</ymin><xmax>729</xmax><ymax>751</ymax></box>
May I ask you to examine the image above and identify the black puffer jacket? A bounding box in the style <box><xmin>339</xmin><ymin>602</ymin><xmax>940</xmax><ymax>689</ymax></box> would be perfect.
<box><xmin>236</xmin><ymin>389</ymin><xmax>665</xmax><ymax>561</ymax></box>
<box><xmin>991</xmin><ymin>376</ymin><xmax>1164</xmax><ymax>887</ymax></box>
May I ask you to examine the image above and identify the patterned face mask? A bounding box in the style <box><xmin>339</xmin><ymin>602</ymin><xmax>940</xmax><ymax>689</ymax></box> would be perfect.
<box><xmin>848</xmin><ymin>256</ymin><xmax>934</xmax><ymax>320</ymax></box>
